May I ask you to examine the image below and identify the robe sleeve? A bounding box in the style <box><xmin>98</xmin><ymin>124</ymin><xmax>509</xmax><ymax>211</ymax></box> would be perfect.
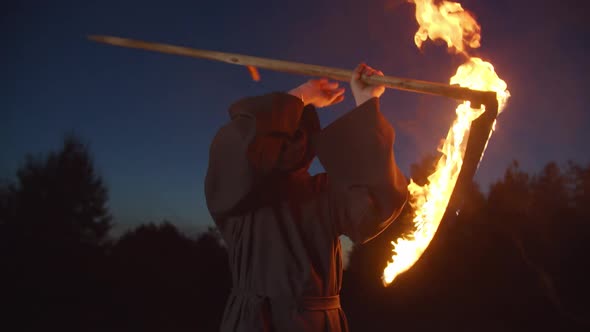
<box><xmin>204</xmin><ymin>92</ymin><xmax>305</xmax><ymax>220</ymax></box>
<box><xmin>314</xmin><ymin>97</ymin><xmax>409</xmax><ymax>244</ymax></box>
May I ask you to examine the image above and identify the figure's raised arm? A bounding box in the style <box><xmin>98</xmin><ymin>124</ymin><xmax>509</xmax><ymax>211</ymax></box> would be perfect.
<box><xmin>315</xmin><ymin>64</ymin><xmax>408</xmax><ymax>244</ymax></box>
<box><xmin>205</xmin><ymin>77</ymin><xmax>347</xmax><ymax>220</ymax></box>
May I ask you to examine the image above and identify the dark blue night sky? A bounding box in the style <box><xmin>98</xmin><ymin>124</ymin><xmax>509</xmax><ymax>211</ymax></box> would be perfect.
<box><xmin>3</xmin><ymin>0</ymin><xmax>589</xmax><ymax>234</ymax></box>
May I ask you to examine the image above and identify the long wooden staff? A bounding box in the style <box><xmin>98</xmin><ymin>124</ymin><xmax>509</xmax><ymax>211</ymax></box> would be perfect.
<box><xmin>88</xmin><ymin>35</ymin><xmax>495</xmax><ymax>105</ymax></box>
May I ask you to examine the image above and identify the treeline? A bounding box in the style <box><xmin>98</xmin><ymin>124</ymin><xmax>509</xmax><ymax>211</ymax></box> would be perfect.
<box><xmin>342</xmin><ymin>158</ymin><xmax>590</xmax><ymax>331</ymax></box>
<box><xmin>1</xmin><ymin>137</ymin><xmax>588</xmax><ymax>331</ymax></box>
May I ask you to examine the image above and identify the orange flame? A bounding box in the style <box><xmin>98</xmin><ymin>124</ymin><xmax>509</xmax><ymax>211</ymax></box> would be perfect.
<box><xmin>247</xmin><ymin>65</ymin><xmax>261</xmax><ymax>82</ymax></box>
<box><xmin>382</xmin><ymin>1</ymin><xmax>510</xmax><ymax>285</ymax></box>
<box><xmin>412</xmin><ymin>0</ymin><xmax>481</xmax><ymax>54</ymax></box>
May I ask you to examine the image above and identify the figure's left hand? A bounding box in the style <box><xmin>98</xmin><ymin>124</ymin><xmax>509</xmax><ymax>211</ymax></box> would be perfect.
<box><xmin>350</xmin><ymin>63</ymin><xmax>386</xmax><ymax>106</ymax></box>
<box><xmin>288</xmin><ymin>79</ymin><xmax>345</xmax><ymax>108</ymax></box>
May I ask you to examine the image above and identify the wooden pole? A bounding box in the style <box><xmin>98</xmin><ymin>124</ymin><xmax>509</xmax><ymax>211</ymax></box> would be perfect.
<box><xmin>88</xmin><ymin>35</ymin><xmax>495</xmax><ymax>105</ymax></box>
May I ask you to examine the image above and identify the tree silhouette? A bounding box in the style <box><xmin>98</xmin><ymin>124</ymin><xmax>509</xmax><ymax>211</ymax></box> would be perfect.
<box><xmin>106</xmin><ymin>222</ymin><xmax>230</xmax><ymax>331</ymax></box>
<box><xmin>341</xmin><ymin>158</ymin><xmax>590</xmax><ymax>331</ymax></box>
<box><xmin>0</xmin><ymin>135</ymin><xmax>112</xmax><ymax>331</ymax></box>
<box><xmin>1</xmin><ymin>135</ymin><xmax>111</xmax><ymax>245</ymax></box>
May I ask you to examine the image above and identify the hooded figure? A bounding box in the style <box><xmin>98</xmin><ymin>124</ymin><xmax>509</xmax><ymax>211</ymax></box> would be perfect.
<box><xmin>205</xmin><ymin>65</ymin><xmax>408</xmax><ymax>332</ymax></box>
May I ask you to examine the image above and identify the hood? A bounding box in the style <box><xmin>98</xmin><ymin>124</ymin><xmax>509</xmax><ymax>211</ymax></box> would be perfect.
<box><xmin>293</xmin><ymin>104</ymin><xmax>321</xmax><ymax>172</ymax></box>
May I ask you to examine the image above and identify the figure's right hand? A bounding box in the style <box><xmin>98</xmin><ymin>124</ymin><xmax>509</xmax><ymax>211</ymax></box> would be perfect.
<box><xmin>351</xmin><ymin>63</ymin><xmax>385</xmax><ymax>106</ymax></box>
<box><xmin>288</xmin><ymin>79</ymin><xmax>345</xmax><ymax>108</ymax></box>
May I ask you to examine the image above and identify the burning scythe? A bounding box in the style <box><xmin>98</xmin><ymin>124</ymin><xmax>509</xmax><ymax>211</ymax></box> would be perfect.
<box><xmin>88</xmin><ymin>34</ymin><xmax>498</xmax><ymax>277</ymax></box>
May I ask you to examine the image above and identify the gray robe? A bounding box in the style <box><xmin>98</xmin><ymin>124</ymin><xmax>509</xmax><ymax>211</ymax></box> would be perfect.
<box><xmin>205</xmin><ymin>92</ymin><xmax>408</xmax><ymax>331</ymax></box>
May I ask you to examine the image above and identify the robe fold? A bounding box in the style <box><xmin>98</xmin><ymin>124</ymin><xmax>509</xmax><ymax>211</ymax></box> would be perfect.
<box><xmin>205</xmin><ymin>92</ymin><xmax>408</xmax><ymax>332</ymax></box>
